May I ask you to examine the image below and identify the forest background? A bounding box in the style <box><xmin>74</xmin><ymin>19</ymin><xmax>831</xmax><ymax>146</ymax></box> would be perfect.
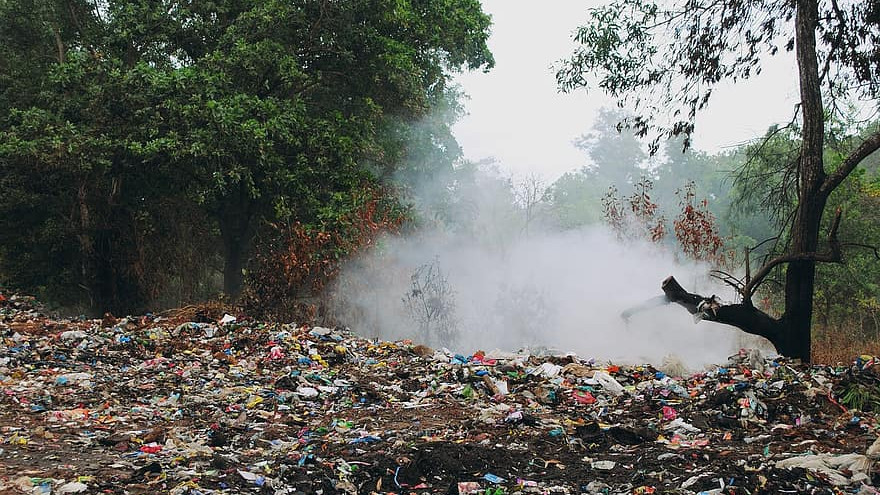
<box><xmin>1</xmin><ymin>0</ymin><xmax>879</xmax><ymax>364</ymax></box>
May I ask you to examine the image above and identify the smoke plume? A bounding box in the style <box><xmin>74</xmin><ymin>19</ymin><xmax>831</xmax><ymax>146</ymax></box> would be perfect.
<box><xmin>331</xmin><ymin>165</ymin><xmax>771</xmax><ymax>371</ymax></box>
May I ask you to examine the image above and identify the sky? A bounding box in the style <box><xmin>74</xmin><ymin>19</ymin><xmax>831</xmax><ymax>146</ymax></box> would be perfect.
<box><xmin>451</xmin><ymin>0</ymin><xmax>801</xmax><ymax>182</ymax></box>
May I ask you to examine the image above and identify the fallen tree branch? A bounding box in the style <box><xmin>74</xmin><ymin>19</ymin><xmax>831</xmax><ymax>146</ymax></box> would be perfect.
<box><xmin>618</xmin><ymin>276</ymin><xmax>789</xmax><ymax>355</ymax></box>
<box><xmin>661</xmin><ymin>276</ymin><xmax>783</xmax><ymax>346</ymax></box>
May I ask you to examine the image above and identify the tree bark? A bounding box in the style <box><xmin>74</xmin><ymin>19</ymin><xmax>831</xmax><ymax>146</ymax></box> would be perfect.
<box><xmin>222</xmin><ymin>240</ymin><xmax>245</xmax><ymax>299</ymax></box>
<box><xmin>219</xmin><ymin>183</ymin><xmax>255</xmax><ymax>300</ymax></box>
<box><xmin>780</xmin><ymin>0</ymin><xmax>827</xmax><ymax>361</ymax></box>
<box><xmin>659</xmin><ymin>276</ymin><xmax>797</xmax><ymax>357</ymax></box>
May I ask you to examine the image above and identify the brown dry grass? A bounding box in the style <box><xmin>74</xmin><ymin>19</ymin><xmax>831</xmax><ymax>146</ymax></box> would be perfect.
<box><xmin>812</xmin><ymin>324</ymin><xmax>880</xmax><ymax>365</ymax></box>
<box><xmin>158</xmin><ymin>298</ymin><xmax>241</xmax><ymax>325</ymax></box>
<box><xmin>732</xmin><ymin>323</ymin><xmax>879</xmax><ymax>366</ymax></box>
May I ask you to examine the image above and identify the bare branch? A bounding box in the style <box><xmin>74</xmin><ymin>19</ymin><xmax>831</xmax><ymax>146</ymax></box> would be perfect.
<box><xmin>744</xmin><ymin>245</ymin><xmax>750</xmax><ymax>283</ymax></box>
<box><xmin>841</xmin><ymin>243</ymin><xmax>880</xmax><ymax>260</ymax></box>
<box><xmin>744</xmin><ymin>208</ymin><xmax>843</xmax><ymax>297</ymax></box>
<box><xmin>821</xmin><ymin>130</ymin><xmax>880</xmax><ymax>196</ymax></box>
<box><xmin>709</xmin><ymin>269</ymin><xmax>745</xmax><ymax>293</ymax></box>
<box><xmin>751</xmin><ymin>236</ymin><xmax>780</xmax><ymax>253</ymax></box>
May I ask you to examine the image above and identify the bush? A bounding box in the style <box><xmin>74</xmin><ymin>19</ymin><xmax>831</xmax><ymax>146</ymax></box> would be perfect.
<box><xmin>242</xmin><ymin>186</ymin><xmax>407</xmax><ymax>323</ymax></box>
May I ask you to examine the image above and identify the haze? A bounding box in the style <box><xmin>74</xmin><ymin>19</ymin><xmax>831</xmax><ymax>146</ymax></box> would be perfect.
<box><xmin>333</xmin><ymin>0</ymin><xmax>791</xmax><ymax>371</ymax></box>
<box><xmin>452</xmin><ymin>0</ymin><xmax>799</xmax><ymax>181</ymax></box>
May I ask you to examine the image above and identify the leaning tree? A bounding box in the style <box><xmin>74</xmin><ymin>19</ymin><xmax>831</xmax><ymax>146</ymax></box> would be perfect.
<box><xmin>558</xmin><ymin>0</ymin><xmax>880</xmax><ymax>361</ymax></box>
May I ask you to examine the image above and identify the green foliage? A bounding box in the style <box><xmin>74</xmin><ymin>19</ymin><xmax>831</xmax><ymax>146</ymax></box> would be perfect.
<box><xmin>546</xmin><ymin>109</ymin><xmax>736</xmax><ymax>233</ymax></box>
<box><xmin>814</xmin><ymin>166</ymin><xmax>880</xmax><ymax>333</ymax></box>
<box><xmin>544</xmin><ymin>168</ymin><xmax>607</xmax><ymax>228</ymax></box>
<box><xmin>575</xmin><ymin>107</ymin><xmax>647</xmax><ymax>187</ymax></box>
<box><xmin>0</xmin><ymin>0</ymin><xmax>494</xmax><ymax>314</ymax></box>
<box><xmin>729</xmin><ymin>126</ymin><xmax>801</xmax><ymax>234</ymax></box>
<box><xmin>558</xmin><ymin>0</ymin><xmax>880</xmax><ymax>361</ymax></box>
<box><xmin>558</xmin><ymin>0</ymin><xmax>880</xmax><ymax>150</ymax></box>
<box><xmin>837</xmin><ymin>378</ymin><xmax>880</xmax><ymax>412</ymax></box>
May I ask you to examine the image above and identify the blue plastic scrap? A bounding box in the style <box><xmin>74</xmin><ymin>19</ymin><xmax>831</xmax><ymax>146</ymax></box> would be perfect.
<box><xmin>483</xmin><ymin>473</ymin><xmax>505</xmax><ymax>484</ymax></box>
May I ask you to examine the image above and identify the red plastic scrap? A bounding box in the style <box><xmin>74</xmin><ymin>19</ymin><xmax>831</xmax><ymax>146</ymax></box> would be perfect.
<box><xmin>573</xmin><ymin>390</ymin><xmax>596</xmax><ymax>405</ymax></box>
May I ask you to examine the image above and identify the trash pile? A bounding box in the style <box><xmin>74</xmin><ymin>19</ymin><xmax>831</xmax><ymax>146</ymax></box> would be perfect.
<box><xmin>2</xmin><ymin>293</ymin><xmax>880</xmax><ymax>494</ymax></box>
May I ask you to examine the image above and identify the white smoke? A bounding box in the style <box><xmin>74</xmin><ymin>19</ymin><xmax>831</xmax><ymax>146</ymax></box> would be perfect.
<box><xmin>331</xmin><ymin>165</ymin><xmax>772</xmax><ymax>371</ymax></box>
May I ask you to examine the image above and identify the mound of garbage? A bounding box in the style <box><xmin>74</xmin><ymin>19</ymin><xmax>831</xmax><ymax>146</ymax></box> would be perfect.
<box><xmin>2</xmin><ymin>293</ymin><xmax>880</xmax><ymax>495</ymax></box>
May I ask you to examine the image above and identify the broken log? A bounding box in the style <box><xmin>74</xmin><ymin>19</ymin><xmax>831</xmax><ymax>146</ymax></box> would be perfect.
<box><xmin>660</xmin><ymin>276</ymin><xmax>711</xmax><ymax>314</ymax></box>
<box><xmin>623</xmin><ymin>276</ymin><xmax>793</xmax><ymax>358</ymax></box>
<box><xmin>660</xmin><ymin>276</ymin><xmax>782</xmax><ymax>344</ymax></box>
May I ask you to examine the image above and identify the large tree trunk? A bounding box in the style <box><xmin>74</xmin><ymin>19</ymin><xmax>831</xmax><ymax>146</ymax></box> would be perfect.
<box><xmin>222</xmin><ymin>241</ymin><xmax>244</xmax><ymax>299</ymax></box>
<box><xmin>781</xmin><ymin>0</ymin><xmax>826</xmax><ymax>361</ymax></box>
<box><xmin>77</xmin><ymin>174</ymin><xmax>146</xmax><ymax>316</ymax></box>
<box><xmin>219</xmin><ymin>183</ymin><xmax>255</xmax><ymax>300</ymax></box>
<box><xmin>780</xmin><ymin>197</ymin><xmax>826</xmax><ymax>361</ymax></box>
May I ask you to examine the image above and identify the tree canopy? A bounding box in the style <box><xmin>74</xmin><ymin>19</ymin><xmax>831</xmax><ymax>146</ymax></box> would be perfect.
<box><xmin>558</xmin><ymin>0</ymin><xmax>880</xmax><ymax>361</ymax></box>
<box><xmin>0</xmin><ymin>0</ymin><xmax>494</xmax><ymax>314</ymax></box>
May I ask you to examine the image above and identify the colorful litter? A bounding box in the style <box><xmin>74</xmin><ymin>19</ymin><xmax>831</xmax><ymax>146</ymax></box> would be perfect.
<box><xmin>2</xmin><ymin>294</ymin><xmax>880</xmax><ymax>494</ymax></box>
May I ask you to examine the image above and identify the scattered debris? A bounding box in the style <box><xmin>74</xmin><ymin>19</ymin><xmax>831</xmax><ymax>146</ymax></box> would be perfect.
<box><xmin>1</xmin><ymin>293</ymin><xmax>880</xmax><ymax>493</ymax></box>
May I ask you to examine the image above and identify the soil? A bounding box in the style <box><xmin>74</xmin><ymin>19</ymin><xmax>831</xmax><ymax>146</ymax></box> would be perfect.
<box><xmin>2</xmin><ymin>296</ymin><xmax>880</xmax><ymax>494</ymax></box>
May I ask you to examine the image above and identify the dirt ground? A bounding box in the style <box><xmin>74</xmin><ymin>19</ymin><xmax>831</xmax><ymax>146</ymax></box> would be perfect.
<box><xmin>2</xmin><ymin>295</ymin><xmax>880</xmax><ymax>494</ymax></box>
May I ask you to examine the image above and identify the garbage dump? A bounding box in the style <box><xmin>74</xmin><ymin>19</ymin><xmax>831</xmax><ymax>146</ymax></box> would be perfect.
<box><xmin>2</xmin><ymin>293</ymin><xmax>880</xmax><ymax>494</ymax></box>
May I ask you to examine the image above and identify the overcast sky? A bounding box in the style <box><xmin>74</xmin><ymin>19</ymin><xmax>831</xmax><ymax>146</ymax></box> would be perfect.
<box><xmin>451</xmin><ymin>0</ymin><xmax>800</xmax><ymax>181</ymax></box>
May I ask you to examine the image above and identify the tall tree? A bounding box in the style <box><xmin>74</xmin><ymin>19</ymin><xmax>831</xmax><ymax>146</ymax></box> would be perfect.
<box><xmin>576</xmin><ymin>107</ymin><xmax>649</xmax><ymax>188</ymax></box>
<box><xmin>544</xmin><ymin>168</ymin><xmax>607</xmax><ymax>228</ymax></box>
<box><xmin>558</xmin><ymin>0</ymin><xmax>880</xmax><ymax>360</ymax></box>
<box><xmin>544</xmin><ymin>108</ymin><xmax>647</xmax><ymax>229</ymax></box>
<box><xmin>0</xmin><ymin>0</ymin><xmax>494</xmax><ymax>312</ymax></box>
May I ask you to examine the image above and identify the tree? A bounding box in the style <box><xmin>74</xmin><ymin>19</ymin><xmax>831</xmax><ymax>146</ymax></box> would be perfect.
<box><xmin>602</xmin><ymin>176</ymin><xmax>667</xmax><ymax>243</ymax></box>
<box><xmin>544</xmin><ymin>108</ymin><xmax>648</xmax><ymax>230</ymax></box>
<box><xmin>546</xmin><ymin>109</ymin><xmax>731</xmax><ymax>231</ymax></box>
<box><xmin>403</xmin><ymin>257</ymin><xmax>459</xmax><ymax>348</ymax></box>
<box><xmin>544</xmin><ymin>168</ymin><xmax>607</xmax><ymax>228</ymax></box>
<box><xmin>0</xmin><ymin>0</ymin><xmax>494</xmax><ymax>312</ymax></box>
<box><xmin>558</xmin><ymin>0</ymin><xmax>880</xmax><ymax>361</ymax></box>
<box><xmin>575</xmin><ymin>107</ymin><xmax>648</xmax><ymax>189</ymax></box>
<box><xmin>513</xmin><ymin>173</ymin><xmax>548</xmax><ymax>236</ymax></box>
<box><xmin>673</xmin><ymin>181</ymin><xmax>726</xmax><ymax>265</ymax></box>
<box><xmin>0</xmin><ymin>0</ymin><xmax>196</xmax><ymax>312</ymax></box>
